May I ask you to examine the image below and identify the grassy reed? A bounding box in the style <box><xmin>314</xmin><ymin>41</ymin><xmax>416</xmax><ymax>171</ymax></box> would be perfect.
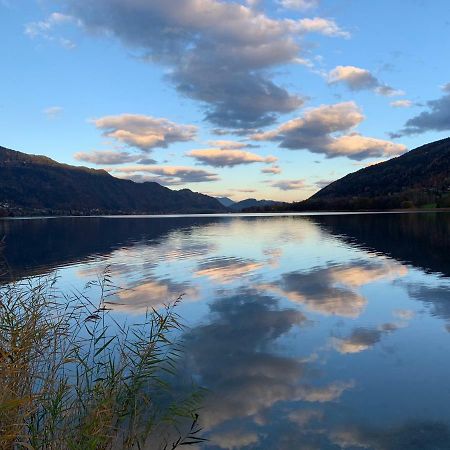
<box><xmin>0</xmin><ymin>270</ymin><xmax>205</xmax><ymax>449</ymax></box>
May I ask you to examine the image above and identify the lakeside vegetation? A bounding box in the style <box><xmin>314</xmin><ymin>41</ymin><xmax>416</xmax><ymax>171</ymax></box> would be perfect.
<box><xmin>0</xmin><ymin>270</ymin><xmax>205</xmax><ymax>449</ymax></box>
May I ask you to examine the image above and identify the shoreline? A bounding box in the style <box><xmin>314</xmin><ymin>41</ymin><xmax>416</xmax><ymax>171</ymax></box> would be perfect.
<box><xmin>1</xmin><ymin>208</ymin><xmax>449</xmax><ymax>221</ymax></box>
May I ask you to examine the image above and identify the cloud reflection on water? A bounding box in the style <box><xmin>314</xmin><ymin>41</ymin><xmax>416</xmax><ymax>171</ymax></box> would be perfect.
<box><xmin>182</xmin><ymin>291</ymin><xmax>354</xmax><ymax>447</ymax></box>
<box><xmin>3</xmin><ymin>214</ymin><xmax>449</xmax><ymax>449</ymax></box>
<box><xmin>262</xmin><ymin>260</ymin><xmax>407</xmax><ymax>317</ymax></box>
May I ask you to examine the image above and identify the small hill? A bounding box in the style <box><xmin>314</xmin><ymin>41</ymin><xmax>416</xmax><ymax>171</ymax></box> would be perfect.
<box><xmin>0</xmin><ymin>146</ymin><xmax>226</xmax><ymax>216</ymax></box>
<box><xmin>295</xmin><ymin>137</ymin><xmax>450</xmax><ymax>211</ymax></box>
<box><xmin>229</xmin><ymin>198</ymin><xmax>282</xmax><ymax>212</ymax></box>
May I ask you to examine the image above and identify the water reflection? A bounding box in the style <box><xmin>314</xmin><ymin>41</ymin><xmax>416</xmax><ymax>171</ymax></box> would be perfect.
<box><xmin>0</xmin><ymin>216</ymin><xmax>221</xmax><ymax>281</ymax></box>
<box><xmin>261</xmin><ymin>259</ymin><xmax>407</xmax><ymax>318</ymax></box>
<box><xmin>183</xmin><ymin>291</ymin><xmax>354</xmax><ymax>449</ymax></box>
<box><xmin>332</xmin><ymin>322</ymin><xmax>405</xmax><ymax>354</ymax></box>
<box><xmin>404</xmin><ymin>283</ymin><xmax>450</xmax><ymax>324</ymax></box>
<box><xmin>1</xmin><ymin>212</ymin><xmax>450</xmax><ymax>449</ymax></box>
<box><xmin>312</xmin><ymin>212</ymin><xmax>450</xmax><ymax>277</ymax></box>
<box><xmin>331</xmin><ymin>421</ymin><xmax>450</xmax><ymax>450</ymax></box>
<box><xmin>195</xmin><ymin>257</ymin><xmax>264</xmax><ymax>283</ymax></box>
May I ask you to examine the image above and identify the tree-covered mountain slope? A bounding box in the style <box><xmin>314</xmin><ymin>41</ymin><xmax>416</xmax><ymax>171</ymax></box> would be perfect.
<box><xmin>302</xmin><ymin>137</ymin><xmax>450</xmax><ymax>210</ymax></box>
<box><xmin>0</xmin><ymin>146</ymin><xmax>226</xmax><ymax>216</ymax></box>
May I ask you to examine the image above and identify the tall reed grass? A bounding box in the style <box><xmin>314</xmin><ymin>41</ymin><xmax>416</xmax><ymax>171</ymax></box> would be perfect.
<box><xmin>0</xmin><ymin>269</ymin><xmax>205</xmax><ymax>449</ymax></box>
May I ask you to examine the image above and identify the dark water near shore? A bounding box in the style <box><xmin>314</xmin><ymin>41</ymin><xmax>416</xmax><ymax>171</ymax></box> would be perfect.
<box><xmin>1</xmin><ymin>212</ymin><xmax>450</xmax><ymax>449</ymax></box>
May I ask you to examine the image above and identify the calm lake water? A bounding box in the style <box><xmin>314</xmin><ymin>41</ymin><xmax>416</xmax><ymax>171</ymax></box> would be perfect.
<box><xmin>1</xmin><ymin>212</ymin><xmax>450</xmax><ymax>449</ymax></box>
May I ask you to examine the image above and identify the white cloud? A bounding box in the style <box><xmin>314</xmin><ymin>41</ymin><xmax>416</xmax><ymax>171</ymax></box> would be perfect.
<box><xmin>325</xmin><ymin>133</ymin><xmax>406</xmax><ymax>159</ymax></box>
<box><xmin>252</xmin><ymin>102</ymin><xmax>406</xmax><ymax>160</ymax></box>
<box><xmin>63</xmin><ymin>0</ymin><xmax>347</xmax><ymax>128</ymax></box>
<box><xmin>74</xmin><ymin>150</ymin><xmax>141</xmax><ymax>165</ymax></box>
<box><xmin>296</xmin><ymin>18</ymin><xmax>350</xmax><ymax>38</ymax></box>
<box><xmin>187</xmin><ymin>149</ymin><xmax>277</xmax><ymax>167</ymax></box>
<box><xmin>92</xmin><ymin>114</ymin><xmax>197</xmax><ymax>151</ymax></box>
<box><xmin>390</xmin><ymin>99</ymin><xmax>414</xmax><ymax>108</ymax></box>
<box><xmin>271</xmin><ymin>179</ymin><xmax>305</xmax><ymax>190</ymax></box>
<box><xmin>112</xmin><ymin>165</ymin><xmax>219</xmax><ymax>185</ymax></box>
<box><xmin>328</xmin><ymin>65</ymin><xmax>403</xmax><ymax>96</ymax></box>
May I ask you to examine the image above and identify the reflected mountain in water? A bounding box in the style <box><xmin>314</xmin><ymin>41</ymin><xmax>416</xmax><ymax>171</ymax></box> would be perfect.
<box><xmin>2</xmin><ymin>212</ymin><xmax>449</xmax><ymax>283</ymax></box>
<box><xmin>312</xmin><ymin>212</ymin><xmax>450</xmax><ymax>277</ymax></box>
<box><xmin>0</xmin><ymin>216</ymin><xmax>220</xmax><ymax>281</ymax></box>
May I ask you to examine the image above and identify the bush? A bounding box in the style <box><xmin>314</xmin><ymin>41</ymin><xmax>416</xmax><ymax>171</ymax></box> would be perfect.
<box><xmin>400</xmin><ymin>200</ymin><xmax>415</xmax><ymax>209</ymax></box>
<box><xmin>0</xmin><ymin>270</ymin><xmax>205</xmax><ymax>449</ymax></box>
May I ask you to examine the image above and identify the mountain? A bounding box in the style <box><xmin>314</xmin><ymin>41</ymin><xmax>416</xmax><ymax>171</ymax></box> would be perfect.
<box><xmin>229</xmin><ymin>198</ymin><xmax>282</xmax><ymax>211</ymax></box>
<box><xmin>216</xmin><ymin>197</ymin><xmax>235</xmax><ymax>207</ymax></box>
<box><xmin>293</xmin><ymin>137</ymin><xmax>450</xmax><ymax>211</ymax></box>
<box><xmin>0</xmin><ymin>146</ymin><xmax>226</xmax><ymax>216</ymax></box>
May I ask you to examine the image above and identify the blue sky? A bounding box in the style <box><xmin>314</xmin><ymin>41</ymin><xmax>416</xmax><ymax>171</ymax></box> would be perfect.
<box><xmin>1</xmin><ymin>0</ymin><xmax>450</xmax><ymax>201</ymax></box>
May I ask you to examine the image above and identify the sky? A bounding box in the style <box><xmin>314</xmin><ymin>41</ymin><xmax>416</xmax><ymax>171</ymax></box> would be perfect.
<box><xmin>1</xmin><ymin>0</ymin><xmax>450</xmax><ymax>202</ymax></box>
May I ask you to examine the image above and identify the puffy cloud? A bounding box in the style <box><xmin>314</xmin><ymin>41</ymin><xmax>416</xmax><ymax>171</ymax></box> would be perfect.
<box><xmin>261</xmin><ymin>165</ymin><xmax>282</xmax><ymax>174</ymax></box>
<box><xmin>328</xmin><ymin>66</ymin><xmax>378</xmax><ymax>89</ymax></box>
<box><xmin>396</xmin><ymin>93</ymin><xmax>450</xmax><ymax>135</ymax></box>
<box><xmin>271</xmin><ymin>179</ymin><xmax>305</xmax><ymax>190</ymax></box>
<box><xmin>296</xmin><ymin>18</ymin><xmax>350</xmax><ymax>38</ymax></box>
<box><xmin>328</xmin><ymin>65</ymin><xmax>402</xmax><ymax>96</ymax></box>
<box><xmin>92</xmin><ymin>114</ymin><xmax>197</xmax><ymax>151</ymax></box>
<box><xmin>253</xmin><ymin>102</ymin><xmax>364</xmax><ymax>141</ymax></box>
<box><xmin>252</xmin><ymin>102</ymin><xmax>406</xmax><ymax>160</ymax></box>
<box><xmin>74</xmin><ymin>150</ymin><xmax>142</xmax><ymax>165</ymax></box>
<box><xmin>43</xmin><ymin>106</ymin><xmax>63</xmax><ymax>118</ymax></box>
<box><xmin>187</xmin><ymin>148</ymin><xmax>277</xmax><ymax>167</ymax></box>
<box><xmin>390</xmin><ymin>99</ymin><xmax>414</xmax><ymax>108</ymax></box>
<box><xmin>112</xmin><ymin>165</ymin><xmax>219</xmax><ymax>185</ymax></box>
<box><xmin>280</xmin><ymin>0</ymin><xmax>320</xmax><ymax>10</ymax></box>
<box><xmin>325</xmin><ymin>133</ymin><xmax>407</xmax><ymax>159</ymax></box>
<box><xmin>62</xmin><ymin>0</ymin><xmax>347</xmax><ymax>128</ymax></box>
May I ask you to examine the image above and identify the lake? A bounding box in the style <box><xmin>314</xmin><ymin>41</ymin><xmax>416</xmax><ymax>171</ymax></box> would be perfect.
<box><xmin>1</xmin><ymin>212</ymin><xmax>450</xmax><ymax>449</ymax></box>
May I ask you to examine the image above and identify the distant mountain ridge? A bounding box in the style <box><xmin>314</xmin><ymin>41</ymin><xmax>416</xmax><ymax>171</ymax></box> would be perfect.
<box><xmin>216</xmin><ymin>197</ymin><xmax>235</xmax><ymax>207</ymax></box>
<box><xmin>229</xmin><ymin>198</ymin><xmax>282</xmax><ymax>211</ymax></box>
<box><xmin>0</xmin><ymin>146</ymin><xmax>226</xmax><ymax>216</ymax></box>
<box><xmin>215</xmin><ymin>196</ymin><xmax>283</xmax><ymax>211</ymax></box>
